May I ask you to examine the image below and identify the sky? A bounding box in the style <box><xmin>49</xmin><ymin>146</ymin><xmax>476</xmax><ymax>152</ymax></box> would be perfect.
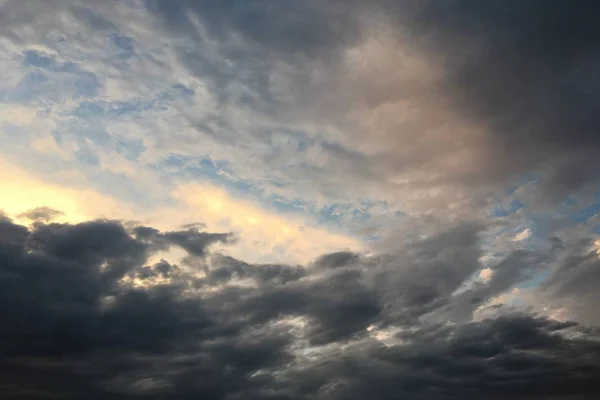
<box><xmin>1</xmin><ymin>0</ymin><xmax>600</xmax><ymax>399</ymax></box>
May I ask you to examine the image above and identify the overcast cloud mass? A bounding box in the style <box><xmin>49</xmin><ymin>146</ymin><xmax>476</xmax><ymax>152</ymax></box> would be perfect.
<box><xmin>1</xmin><ymin>0</ymin><xmax>600</xmax><ymax>399</ymax></box>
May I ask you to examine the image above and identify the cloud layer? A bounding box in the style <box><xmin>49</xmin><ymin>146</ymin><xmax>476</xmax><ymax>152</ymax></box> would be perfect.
<box><xmin>1</xmin><ymin>1</ymin><xmax>600</xmax><ymax>398</ymax></box>
<box><xmin>1</xmin><ymin>214</ymin><xmax>600</xmax><ymax>399</ymax></box>
<box><xmin>144</xmin><ymin>0</ymin><xmax>600</xmax><ymax>211</ymax></box>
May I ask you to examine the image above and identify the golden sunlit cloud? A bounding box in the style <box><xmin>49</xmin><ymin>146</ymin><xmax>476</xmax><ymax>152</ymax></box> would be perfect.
<box><xmin>593</xmin><ymin>239</ymin><xmax>600</xmax><ymax>256</ymax></box>
<box><xmin>479</xmin><ymin>267</ymin><xmax>493</xmax><ymax>282</ymax></box>
<box><xmin>513</xmin><ymin>228</ymin><xmax>532</xmax><ymax>242</ymax></box>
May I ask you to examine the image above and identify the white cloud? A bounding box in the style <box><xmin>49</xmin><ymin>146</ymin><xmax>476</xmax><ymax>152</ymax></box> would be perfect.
<box><xmin>479</xmin><ymin>268</ymin><xmax>493</xmax><ymax>282</ymax></box>
<box><xmin>513</xmin><ymin>228</ymin><xmax>532</xmax><ymax>242</ymax></box>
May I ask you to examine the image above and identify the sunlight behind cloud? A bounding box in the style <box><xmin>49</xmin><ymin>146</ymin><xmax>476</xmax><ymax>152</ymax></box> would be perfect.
<box><xmin>0</xmin><ymin>157</ymin><xmax>123</xmax><ymax>224</ymax></box>
<box><xmin>173</xmin><ymin>183</ymin><xmax>362</xmax><ymax>264</ymax></box>
<box><xmin>0</xmin><ymin>157</ymin><xmax>360</xmax><ymax>265</ymax></box>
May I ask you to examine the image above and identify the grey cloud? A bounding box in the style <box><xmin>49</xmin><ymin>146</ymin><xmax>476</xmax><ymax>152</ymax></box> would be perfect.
<box><xmin>0</xmin><ymin>217</ymin><xmax>292</xmax><ymax>398</ymax></box>
<box><xmin>17</xmin><ymin>207</ymin><xmax>64</xmax><ymax>223</ymax></box>
<box><xmin>207</xmin><ymin>253</ymin><xmax>306</xmax><ymax>286</ymax></box>
<box><xmin>134</xmin><ymin>259</ymin><xmax>181</xmax><ymax>280</ymax></box>
<box><xmin>366</xmin><ymin>223</ymin><xmax>484</xmax><ymax>325</ymax></box>
<box><xmin>145</xmin><ymin>0</ymin><xmax>363</xmax><ymax>59</ymax></box>
<box><xmin>537</xmin><ymin>238</ymin><xmax>600</xmax><ymax>325</ymax></box>
<box><xmin>133</xmin><ymin>225</ymin><xmax>233</xmax><ymax>257</ymax></box>
<box><xmin>3</xmin><ymin>0</ymin><xmax>599</xmax><ymax>217</ymax></box>
<box><xmin>0</xmin><ymin>0</ymin><xmax>118</xmax><ymax>39</ymax></box>
<box><xmin>387</xmin><ymin>0</ymin><xmax>600</xmax><ymax>199</ymax></box>
<box><xmin>288</xmin><ymin>315</ymin><xmax>600</xmax><ymax>400</ymax></box>
<box><xmin>354</xmin><ymin>0</ymin><xmax>600</xmax><ymax>206</ymax></box>
<box><xmin>143</xmin><ymin>0</ymin><xmax>600</xmax><ymax>212</ymax></box>
<box><xmin>1</xmin><ymin>215</ymin><xmax>600</xmax><ymax>398</ymax></box>
<box><xmin>6</xmin><ymin>0</ymin><xmax>598</xmax><ymax>215</ymax></box>
<box><xmin>208</xmin><ymin>267</ymin><xmax>381</xmax><ymax>346</ymax></box>
<box><xmin>437</xmin><ymin>251</ymin><xmax>537</xmax><ymax>322</ymax></box>
<box><xmin>313</xmin><ymin>251</ymin><xmax>360</xmax><ymax>269</ymax></box>
<box><xmin>162</xmin><ymin>229</ymin><xmax>234</xmax><ymax>257</ymax></box>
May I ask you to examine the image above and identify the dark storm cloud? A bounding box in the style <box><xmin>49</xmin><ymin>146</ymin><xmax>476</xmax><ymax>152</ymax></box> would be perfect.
<box><xmin>0</xmin><ymin>217</ymin><xmax>292</xmax><ymax>398</ymax></box>
<box><xmin>133</xmin><ymin>225</ymin><xmax>234</xmax><ymax>256</ymax></box>
<box><xmin>366</xmin><ymin>223</ymin><xmax>484</xmax><ymax>325</ymax></box>
<box><xmin>162</xmin><ymin>229</ymin><xmax>233</xmax><ymax>257</ymax></box>
<box><xmin>390</xmin><ymin>0</ymin><xmax>600</xmax><ymax>197</ymax></box>
<box><xmin>237</xmin><ymin>268</ymin><xmax>381</xmax><ymax>346</ymax></box>
<box><xmin>207</xmin><ymin>253</ymin><xmax>306</xmax><ymax>286</ymax></box>
<box><xmin>1</xmin><ymin>216</ymin><xmax>600</xmax><ymax>398</ymax></box>
<box><xmin>313</xmin><ymin>250</ymin><xmax>361</xmax><ymax>269</ymax></box>
<box><xmin>287</xmin><ymin>315</ymin><xmax>600</xmax><ymax>400</ymax></box>
<box><xmin>374</xmin><ymin>0</ymin><xmax>600</xmax><ymax>200</ymax></box>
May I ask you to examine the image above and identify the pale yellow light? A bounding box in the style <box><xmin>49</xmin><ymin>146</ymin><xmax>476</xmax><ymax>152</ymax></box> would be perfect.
<box><xmin>0</xmin><ymin>157</ymin><xmax>363</xmax><ymax>265</ymax></box>
<box><xmin>0</xmin><ymin>157</ymin><xmax>123</xmax><ymax>224</ymax></box>
<box><xmin>172</xmin><ymin>183</ymin><xmax>362</xmax><ymax>264</ymax></box>
<box><xmin>209</xmin><ymin>199</ymin><xmax>223</xmax><ymax>211</ymax></box>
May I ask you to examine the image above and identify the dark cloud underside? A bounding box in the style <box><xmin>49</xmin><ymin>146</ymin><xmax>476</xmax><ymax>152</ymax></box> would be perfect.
<box><xmin>0</xmin><ymin>215</ymin><xmax>599</xmax><ymax>399</ymax></box>
<box><xmin>395</xmin><ymin>0</ymin><xmax>600</xmax><ymax>194</ymax></box>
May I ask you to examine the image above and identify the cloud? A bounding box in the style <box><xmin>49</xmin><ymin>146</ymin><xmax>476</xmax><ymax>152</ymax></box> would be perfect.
<box><xmin>173</xmin><ymin>182</ymin><xmax>362</xmax><ymax>263</ymax></box>
<box><xmin>389</xmin><ymin>1</ymin><xmax>600</xmax><ymax>198</ymax></box>
<box><xmin>0</xmin><ymin>157</ymin><xmax>125</xmax><ymax>224</ymax></box>
<box><xmin>132</xmin><ymin>224</ymin><xmax>233</xmax><ymax>258</ymax></box>
<box><xmin>0</xmin><ymin>104</ymin><xmax>39</xmax><ymax>125</ymax></box>
<box><xmin>0</xmin><ymin>156</ymin><xmax>360</xmax><ymax>264</ymax></box>
<box><xmin>1</xmin><ymin>2</ymin><xmax>600</xmax><ymax>397</ymax></box>
<box><xmin>536</xmin><ymin>238</ymin><xmax>600</xmax><ymax>326</ymax></box>
<box><xmin>0</xmin><ymin>215</ymin><xmax>599</xmax><ymax>399</ymax></box>
<box><xmin>17</xmin><ymin>207</ymin><xmax>64</xmax><ymax>223</ymax></box>
<box><xmin>479</xmin><ymin>267</ymin><xmax>493</xmax><ymax>282</ymax></box>
<box><xmin>285</xmin><ymin>315</ymin><xmax>600</xmax><ymax>400</ymax></box>
<box><xmin>141</xmin><ymin>0</ymin><xmax>600</xmax><ymax>216</ymax></box>
<box><xmin>3</xmin><ymin>0</ymin><xmax>598</xmax><ymax>235</ymax></box>
<box><xmin>513</xmin><ymin>228</ymin><xmax>533</xmax><ymax>242</ymax></box>
<box><xmin>313</xmin><ymin>251</ymin><xmax>361</xmax><ymax>269</ymax></box>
